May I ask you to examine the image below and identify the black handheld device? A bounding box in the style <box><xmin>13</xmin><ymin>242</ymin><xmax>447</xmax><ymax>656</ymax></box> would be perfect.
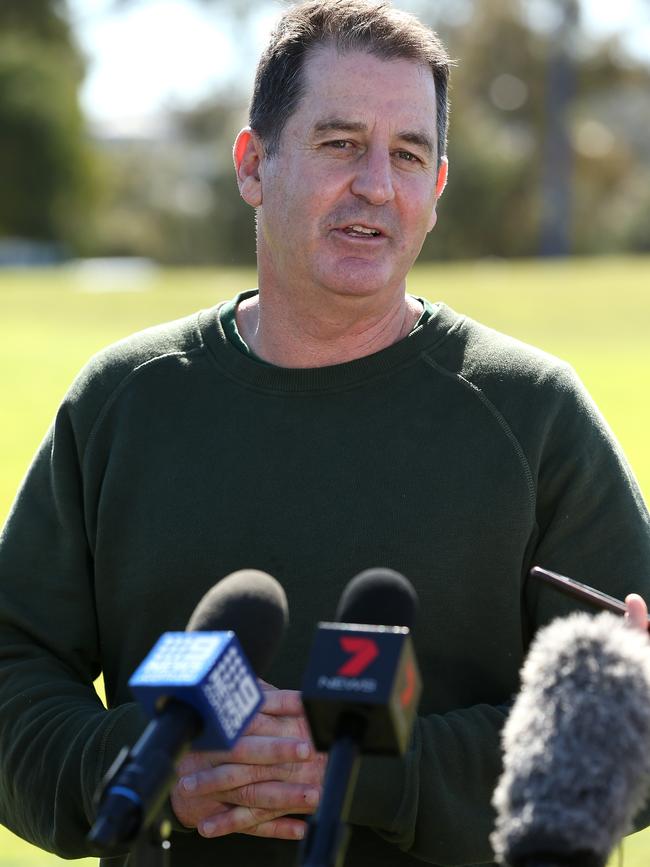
<box><xmin>529</xmin><ymin>565</ymin><xmax>650</xmax><ymax>630</ymax></box>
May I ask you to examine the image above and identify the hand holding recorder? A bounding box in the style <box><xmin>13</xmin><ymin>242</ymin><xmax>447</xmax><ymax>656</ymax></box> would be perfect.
<box><xmin>530</xmin><ymin>566</ymin><xmax>650</xmax><ymax>632</ymax></box>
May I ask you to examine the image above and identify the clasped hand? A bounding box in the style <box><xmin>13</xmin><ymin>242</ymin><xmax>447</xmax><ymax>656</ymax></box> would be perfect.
<box><xmin>172</xmin><ymin>596</ymin><xmax>648</xmax><ymax>842</ymax></box>
<box><xmin>171</xmin><ymin>681</ymin><xmax>326</xmax><ymax>840</ymax></box>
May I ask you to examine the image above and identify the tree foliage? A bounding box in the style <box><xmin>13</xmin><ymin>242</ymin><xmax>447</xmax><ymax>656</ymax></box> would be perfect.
<box><xmin>0</xmin><ymin>1</ymin><xmax>96</xmax><ymax>251</ymax></box>
<box><xmin>93</xmin><ymin>0</ymin><xmax>650</xmax><ymax>262</ymax></box>
<box><xmin>0</xmin><ymin>0</ymin><xmax>78</xmax><ymax>47</ymax></box>
<box><xmin>417</xmin><ymin>0</ymin><xmax>650</xmax><ymax>258</ymax></box>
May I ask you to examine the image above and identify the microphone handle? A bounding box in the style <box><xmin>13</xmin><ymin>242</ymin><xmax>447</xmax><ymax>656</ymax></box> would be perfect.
<box><xmin>89</xmin><ymin>700</ymin><xmax>201</xmax><ymax>852</ymax></box>
<box><xmin>301</xmin><ymin>714</ymin><xmax>365</xmax><ymax>867</ymax></box>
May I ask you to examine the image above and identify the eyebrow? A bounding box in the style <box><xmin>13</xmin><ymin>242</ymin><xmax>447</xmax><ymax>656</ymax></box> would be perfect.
<box><xmin>313</xmin><ymin>117</ymin><xmax>435</xmax><ymax>158</ymax></box>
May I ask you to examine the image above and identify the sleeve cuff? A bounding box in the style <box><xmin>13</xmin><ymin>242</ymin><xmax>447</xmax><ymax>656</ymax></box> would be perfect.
<box><xmin>347</xmin><ymin>722</ymin><xmax>421</xmax><ymax>837</ymax></box>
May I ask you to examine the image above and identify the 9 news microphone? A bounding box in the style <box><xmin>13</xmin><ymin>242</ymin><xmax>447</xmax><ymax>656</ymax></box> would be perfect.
<box><xmin>491</xmin><ymin>610</ymin><xmax>650</xmax><ymax>867</ymax></box>
<box><xmin>88</xmin><ymin>569</ymin><xmax>288</xmax><ymax>854</ymax></box>
<box><xmin>300</xmin><ymin>568</ymin><xmax>422</xmax><ymax>867</ymax></box>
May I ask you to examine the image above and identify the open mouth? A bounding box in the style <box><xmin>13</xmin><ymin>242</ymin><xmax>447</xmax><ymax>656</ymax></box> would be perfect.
<box><xmin>341</xmin><ymin>224</ymin><xmax>382</xmax><ymax>238</ymax></box>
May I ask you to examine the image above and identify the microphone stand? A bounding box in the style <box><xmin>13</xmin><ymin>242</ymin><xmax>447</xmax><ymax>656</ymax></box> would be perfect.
<box><xmin>129</xmin><ymin>815</ymin><xmax>172</xmax><ymax>867</ymax></box>
<box><xmin>300</xmin><ymin>714</ymin><xmax>366</xmax><ymax>867</ymax></box>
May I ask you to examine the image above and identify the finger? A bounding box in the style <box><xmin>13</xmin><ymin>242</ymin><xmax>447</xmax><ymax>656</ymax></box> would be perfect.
<box><xmin>241</xmin><ymin>816</ymin><xmax>308</xmax><ymax>841</ymax></box>
<box><xmin>170</xmin><ymin>786</ymin><xmax>229</xmax><ymax>829</ymax></box>
<box><xmin>177</xmin><ymin>750</ymin><xmax>226</xmax><ymax>777</ymax></box>
<box><xmin>198</xmin><ymin>807</ymin><xmax>308</xmax><ymax>841</ymax></box>
<box><xmin>179</xmin><ymin>755</ymin><xmax>323</xmax><ymax>797</ymax></box>
<box><xmin>178</xmin><ymin>736</ymin><xmax>312</xmax><ymax>791</ymax></box>
<box><xmin>172</xmin><ymin>778</ymin><xmax>317</xmax><ymax>830</ymax></box>
<box><xmin>260</xmin><ymin>688</ymin><xmax>305</xmax><ymax>716</ymax></box>
<box><xmin>625</xmin><ymin>593</ymin><xmax>649</xmax><ymax>633</ymax></box>
<box><xmin>198</xmin><ymin>805</ymin><xmax>310</xmax><ymax>839</ymax></box>
<box><xmin>223</xmin><ymin>734</ymin><xmax>313</xmax><ymax>765</ymax></box>
<box><xmin>247</xmin><ymin>711</ymin><xmax>313</xmax><ymax>741</ymax></box>
<box><xmin>215</xmin><ymin>780</ymin><xmax>320</xmax><ymax>812</ymax></box>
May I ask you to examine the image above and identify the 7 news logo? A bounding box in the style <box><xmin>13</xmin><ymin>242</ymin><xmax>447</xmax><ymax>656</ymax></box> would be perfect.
<box><xmin>316</xmin><ymin>632</ymin><xmax>418</xmax><ymax>710</ymax></box>
<box><xmin>317</xmin><ymin>636</ymin><xmax>380</xmax><ymax>694</ymax></box>
<box><xmin>337</xmin><ymin>636</ymin><xmax>379</xmax><ymax>676</ymax></box>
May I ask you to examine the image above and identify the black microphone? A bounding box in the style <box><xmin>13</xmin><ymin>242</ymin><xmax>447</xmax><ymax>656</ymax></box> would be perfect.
<box><xmin>491</xmin><ymin>610</ymin><xmax>650</xmax><ymax>867</ymax></box>
<box><xmin>88</xmin><ymin>569</ymin><xmax>288</xmax><ymax>854</ymax></box>
<box><xmin>300</xmin><ymin>568</ymin><xmax>422</xmax><ymax>867</ymax></box>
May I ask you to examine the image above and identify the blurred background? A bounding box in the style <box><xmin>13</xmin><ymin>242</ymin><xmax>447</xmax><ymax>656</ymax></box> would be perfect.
<box><xmin>1</xmin><ymin>1</ymin><xmax>649</xmax><ymax>864</ymax></box>
<box><xmin>1</xmin><ymin>0</ymin><xmax>649</xmax><ymax>265</ymax></box>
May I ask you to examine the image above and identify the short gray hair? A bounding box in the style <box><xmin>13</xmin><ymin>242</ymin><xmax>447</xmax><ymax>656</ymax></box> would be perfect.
<box><xmin>249</xmin><ymin>0</ymin><xmax>451</xmax><ymax>165</ymax></box>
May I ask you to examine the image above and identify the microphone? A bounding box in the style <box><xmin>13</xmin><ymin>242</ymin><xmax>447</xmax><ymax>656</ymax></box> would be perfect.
<box><xmin>88</xmin><ymin>569</ymin><xmax>288</xmax><ymax>854</ymax></box>
<box><xmin>300</xmin><ymin>568</ymin><xmax>422</xmax><ymax>867</ymax></box>
<box><xmin>491</xmin><ymin>610</ymin><xmax>650</xmax><ymax>867</ymax></box>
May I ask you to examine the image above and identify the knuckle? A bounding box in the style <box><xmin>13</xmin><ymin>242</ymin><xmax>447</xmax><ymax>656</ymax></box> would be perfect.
<box><xmin>169</xmin><ymin>794</ymin><xmax>194</xmax><ymax>828</ymax></box>
<box><xmin>220</xmin><ymin>766</ymin><xmax>240</xmax><ymax>790</ymax></box>
<box><xmin>296</xmin><ymin>717</ymin><xmax>312</xmax><ymax>740</ymax></box>
<box><xmin>251</xmin><ymin>816</ymin><xmax>280</xmax><ymax>837</ymax></box>
<box><xmin>245</xmin><ymin>715</ymin><xmax>264</xmax><ymax>735</ymax></box>
<box><xmin>270</xmin><ymin>740</ymin><xmax>291</xmax><ymax>762</ymax></box>
<box><xmin>278</xmin><ymin>691</ymin><xmax>295</xmax><ymax>714</ymax></box>
<box><xmin>176</xmin><ymin>752</ymin><xmax>205</xmax><ymax>775</ymax></box>
<box><xmin>284</xmin><ymin>761</ymin><xmax>301</xmax><ymax>782</ymax></box>
<box><xmin>253</xmin><ymin>763</ymin><xmax>271</xmax><ymax>784</ymax></box>
<box><xmin>251</xmin><ymin>806</ymin><xmax>276</xmax><ymax>825</ymax></box>
<box><xmin>238</xmin><ymin>783</ymin><xmax>257</xmax><ymax>804</ymax></box>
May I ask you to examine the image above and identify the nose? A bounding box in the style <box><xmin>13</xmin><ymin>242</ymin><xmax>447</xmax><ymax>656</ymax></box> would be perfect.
<box><xmin>350</xmin><ymin>147</ymin><xmax>395</xmax><ymax>206</ymax></box>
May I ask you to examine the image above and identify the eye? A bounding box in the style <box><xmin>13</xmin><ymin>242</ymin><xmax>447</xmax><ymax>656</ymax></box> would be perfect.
<box><xmin>324</xmin><ymin>139</ymin><xmax>353</xmax><ymax>150</ymax></box>
<box><xmin>395</xmin><ymin>150</ymin><xmax>420</xmax><ymax>163</ymax></box>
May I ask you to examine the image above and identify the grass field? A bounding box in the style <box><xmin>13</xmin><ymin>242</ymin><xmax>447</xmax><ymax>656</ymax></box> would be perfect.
<box><xmin>0</xmin><ymin>257</ymin><xmax>649</xmax><ymax>865</ymax></box>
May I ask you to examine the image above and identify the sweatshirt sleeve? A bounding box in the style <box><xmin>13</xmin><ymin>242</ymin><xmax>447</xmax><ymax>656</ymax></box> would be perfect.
<box><xmin>348</xmin><ymin>364</ymin><xmax>650</xmax><ymax>865</ymax></box>
<box><xmin>0</xmin><ymin>395</ymin><xmax>146</xmax><ymax>857</ymax></box>
<box><xmin>349</xmin><ymin>704</ymin><xmax>508</xmax><ymax>864</ymax></box>
<box><xmin>524</xmin><ymin>363</ymin><xmax>650</xmax><ymax>627</ymax></box>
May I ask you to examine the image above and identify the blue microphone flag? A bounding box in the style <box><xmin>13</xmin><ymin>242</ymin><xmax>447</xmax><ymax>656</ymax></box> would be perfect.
<box><xmin>129</xmin><ymin>631</ymin><xmax>262</xmax><ymax>750</ymax></box>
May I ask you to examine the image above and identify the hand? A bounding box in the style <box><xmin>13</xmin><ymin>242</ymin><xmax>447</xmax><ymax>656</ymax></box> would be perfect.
<box><xmin>624</xmin><ymin>593</ymin><xmax>649</xmax><ymax>633</ymax></box>
<box><xmin>170</xmin><ymin>682</ymin><xmax>326</xmax><ymax>840</ymax></box>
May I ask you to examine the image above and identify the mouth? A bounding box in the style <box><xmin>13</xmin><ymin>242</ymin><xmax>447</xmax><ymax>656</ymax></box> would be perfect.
<box><xmin>336</xmin><ymin>223</ymin><xmax>385</xmax><ymax>239</ymax></box>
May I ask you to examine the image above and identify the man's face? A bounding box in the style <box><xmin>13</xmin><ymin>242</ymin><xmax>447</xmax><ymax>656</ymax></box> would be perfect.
<box><xmin>248</xmin><ymin>45</ymin><xmax>445</xmax><ymax>302</ymax></box>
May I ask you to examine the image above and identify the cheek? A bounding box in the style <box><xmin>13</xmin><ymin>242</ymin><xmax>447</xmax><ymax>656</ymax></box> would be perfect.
<box><xmin>259</xmin><ymin>186</ymin><xmax>319</xmax><ymax>259</ymax></box>
<box><xmin>403</xmin><ymin>184</ymin><xmax>438</xmax><ymax>237</ymax></box>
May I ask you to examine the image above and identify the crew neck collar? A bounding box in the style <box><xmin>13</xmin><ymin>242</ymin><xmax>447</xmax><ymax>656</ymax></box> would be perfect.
<box><xmin>199</xmin><ymin>290</ymin><xmax>460</xmax><ymax>394</ymax></box>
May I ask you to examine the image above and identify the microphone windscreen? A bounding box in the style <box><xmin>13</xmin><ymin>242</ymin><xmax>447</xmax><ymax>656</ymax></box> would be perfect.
<box><xmin>186</xmin><ymin>569</ymin><xmax>289</xmax><ymax>675</ymax></box>
<box><xmin>335</xmin><ymin>568</ymin><xmax>418</xmax><ymax>629</ymax></box>
<box><xmin>491</xmin><ymin>611</ymin><xmax>650</xmax><ymax>867</ymax></box>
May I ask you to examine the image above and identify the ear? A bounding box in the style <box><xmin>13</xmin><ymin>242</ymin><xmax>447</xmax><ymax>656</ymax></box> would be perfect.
<box><xmin>435</xmin><ymin>156</ymin><xmax>448</xmax><ymax>199</ymax></box>
<box><xmin>233</xmin><ymin>127</ymin><xmax>264</xmax><ymax>208</ymax></box>
<box><xmin>426</xmin><ymin>156</ymin><xmax>449</xmax><ymax>233</ymax></box>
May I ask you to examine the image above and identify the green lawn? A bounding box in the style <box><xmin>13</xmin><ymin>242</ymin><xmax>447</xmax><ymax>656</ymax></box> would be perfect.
<box><xmin>1</xmin><ymin>257</ymin><xmax>649</xmax><ymax>864</ymax></box>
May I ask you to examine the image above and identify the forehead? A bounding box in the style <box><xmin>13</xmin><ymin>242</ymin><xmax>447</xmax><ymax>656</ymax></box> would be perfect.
<box><xmin>295</xmin><ymin>44</ymin><xmax>437</xmax><ymax>135</ymax></box>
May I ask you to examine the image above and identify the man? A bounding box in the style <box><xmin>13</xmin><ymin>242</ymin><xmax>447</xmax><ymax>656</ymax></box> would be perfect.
<box><xmin>1</xmin><ymin>1</ymin><xmax>649</xmax><ymax>866</ymax></box>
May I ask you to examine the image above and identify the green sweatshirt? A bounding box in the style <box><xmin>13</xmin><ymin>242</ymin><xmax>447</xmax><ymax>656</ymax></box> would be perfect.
<box><xmin>1</xmin><ymin>295</ymin><xmax>649</xmax><ymax>867</ymax></box>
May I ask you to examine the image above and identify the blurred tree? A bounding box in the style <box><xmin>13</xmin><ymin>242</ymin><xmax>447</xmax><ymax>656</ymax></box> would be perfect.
<box><xmin>0</xmin><ymin>1</ymin><xmax>97</xmax><ymax>252</ymax></box>
<box><xmin>0</xmin><ymin>0</ymin><xmax>81</xmax><ymax>48</ymax></box>
<box><xmin>88</xmin><ymin>98</ymin><xmax>253</xmax><ymax>264</ymax></box>
<box><xmin>98</xmin><ymin>0</ymin><xmax>650</xmax><ymax>262</ymax></box>
<box><xmin>419</xmin><ymin>0</ymin><xmax>650</xmax><ymax>259</ymax></box>
<box><xmin>421</xmin><ymin>0</ymin><xmax>546</xmax><ymax>259</ymax></box>
<box><xmin>539</xmin><ymin>0</ymin><xmax>578</xmax><ymax>256</ymax></box>
<box><xmin>172</xmin><ymin>99</ymin><xmax>255</xmax><ymax>265</ymax></box>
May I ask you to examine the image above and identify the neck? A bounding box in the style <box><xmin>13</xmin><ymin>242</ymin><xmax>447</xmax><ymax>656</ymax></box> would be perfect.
<box><xmin>236</xmin><ymin>289</ymin><xmax>422</xmax><ymax>368</ymax></box>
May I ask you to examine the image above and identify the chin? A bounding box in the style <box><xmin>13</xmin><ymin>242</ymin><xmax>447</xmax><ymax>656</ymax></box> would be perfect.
<box><xmin>319</xmin><ymin>264</ymin><xmax>402</xmax><ymax>300</ymax></box>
